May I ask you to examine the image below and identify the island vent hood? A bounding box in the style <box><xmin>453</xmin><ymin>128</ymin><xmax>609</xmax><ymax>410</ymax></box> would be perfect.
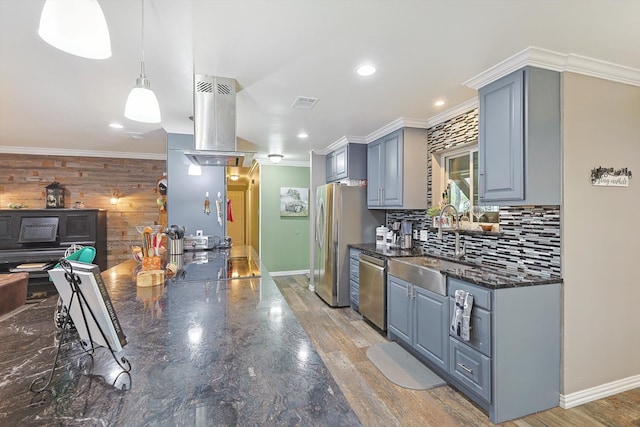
<box><xmin>183</xmin><ymin>74</ymin><xmax>253</xmax><ymax>167</ymax></box>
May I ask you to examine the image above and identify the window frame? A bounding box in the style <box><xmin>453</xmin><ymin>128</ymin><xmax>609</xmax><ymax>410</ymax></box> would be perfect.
<box><xmin>442</xmin><ymin>147</ymin><xmax>477</xmax><ymax>217</ymax></box>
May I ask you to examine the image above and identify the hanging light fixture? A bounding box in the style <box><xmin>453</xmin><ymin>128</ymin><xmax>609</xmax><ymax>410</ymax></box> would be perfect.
<box><xmin>268</xmin><ymin>154</ymin><xmax>284</xmax><ymax>164</ymax></box>
<box><xmin>124</xmin><ymin>0</ymin><xmax>161</xmax><ymax>123</ymax></box>
<box><xmin>38</xmin><ymin>0</ymin><xmax>111</xmax><ymax>59</ymax></box>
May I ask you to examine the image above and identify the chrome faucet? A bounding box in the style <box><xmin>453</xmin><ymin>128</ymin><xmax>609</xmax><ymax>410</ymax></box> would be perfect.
<box><xmin>438</xmin><ymin>204</ymin><xmax>466</xmax><ymax>260</ymax></box>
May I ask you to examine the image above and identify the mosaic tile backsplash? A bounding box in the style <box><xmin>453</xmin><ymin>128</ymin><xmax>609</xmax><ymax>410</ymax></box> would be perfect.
<box><xmin>386</xmin><ymin>108</ymin><xmax>561</xmax><ymax>278</ymax></box>
<box><xmin>387</xmin><ymin>206</ymin><xmax>561</xmax><ymax>277</ymax></box>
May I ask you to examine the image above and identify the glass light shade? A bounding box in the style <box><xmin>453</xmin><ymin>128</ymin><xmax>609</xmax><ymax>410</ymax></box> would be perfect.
<box><xmin>229</xmin><ymin>174</ymin><xmax>239</xmax><ymax>181</ymax></box>
<box><xmin>124</xmin><ymin>76</ymin><xmax>161</xmax><ymax>123</ymax></box>
<box><xmin>38</xmin><ymin>0</ymin><xmax>111</xmax><ymax>59</ymax></box>
<box><xmin>268</xmin><ymin>154</ymin><xmax>284</xmax><ymax>163</ymax></box>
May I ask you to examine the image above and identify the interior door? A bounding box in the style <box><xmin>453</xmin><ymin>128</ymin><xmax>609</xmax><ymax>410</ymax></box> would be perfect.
<box><xmin>226</xmin><ymin>190</ymin><xmax>245</xmax><ymax>245</ymax></box>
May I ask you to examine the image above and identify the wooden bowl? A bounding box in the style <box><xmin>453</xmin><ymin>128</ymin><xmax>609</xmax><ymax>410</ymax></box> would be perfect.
<box><xmin>480</xmin><ymin>224</ymin><xmax>494</xmax><ymax>232</ymax></box>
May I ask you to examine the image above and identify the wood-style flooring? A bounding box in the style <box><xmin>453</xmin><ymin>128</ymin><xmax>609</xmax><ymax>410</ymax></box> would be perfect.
<box><xmin>273</xmin><ymin>274</ymin><xmax>640</xmax><ymax>427</ymax></box>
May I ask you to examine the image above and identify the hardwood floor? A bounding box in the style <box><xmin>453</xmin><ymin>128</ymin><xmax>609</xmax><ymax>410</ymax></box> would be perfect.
<box><xmin>273</xmin><ymin>274</ymin><xmax>640</xmax><ymax>427</ymax></box>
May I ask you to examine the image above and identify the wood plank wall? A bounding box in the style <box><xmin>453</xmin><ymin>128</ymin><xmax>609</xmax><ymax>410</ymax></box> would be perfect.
<box><xmin>0</xmin><ymin>153</ymin><xmax>167</xmax><ymax>268</ymax></box>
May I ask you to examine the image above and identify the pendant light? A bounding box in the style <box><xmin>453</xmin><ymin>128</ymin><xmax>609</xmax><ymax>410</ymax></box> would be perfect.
<box><xmin>38</xmin><ymin>0</ymin><xmax>111</xmax><ymax>59</ymax></box>
<box><xmin>124</xmin><ymin>0</ymin><xmax>161</xmax><ymax>123</ymax></box>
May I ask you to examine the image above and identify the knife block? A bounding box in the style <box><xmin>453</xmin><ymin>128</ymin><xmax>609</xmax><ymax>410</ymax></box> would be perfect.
<box><xmin>136</xmin><ymin>270</ymin><xmax>165</xmax><ymax>287</ymax></box>
<box><xmin>141</xmin><ymin>256</ymin><xmax>161</xmax><ymax>271</ymax></box>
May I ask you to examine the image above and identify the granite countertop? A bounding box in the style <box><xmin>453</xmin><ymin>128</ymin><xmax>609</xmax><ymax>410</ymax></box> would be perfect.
<box><xmin>434</xmin><ymin>261</ymin><xmax>562</xmax><ymax>289</ymax></box>
<box><xmin>0</xmin><ymin>246</ymin><xmax>361</xmax><ymax>426</ymax></box>
<box><xmin>349</xmin><ymin>242</ymin><xmax>422</xmax><ymax>258</ymax></box>
<box><xmin>349</xmin><ymin>243</ymin><xmax>562</xmax><ymax>289</ymax></box>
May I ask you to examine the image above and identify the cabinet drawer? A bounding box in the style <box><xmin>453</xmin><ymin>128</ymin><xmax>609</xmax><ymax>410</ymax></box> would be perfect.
<box><xmin>448</xmin><ymin>278</ymin><xmax>492</xmax><ymax>311</ymax></box>
<box><xmin>350</xmin><ymin>257</ymin><xmax>359</xmax><ymax>281</ymax></box>
<box><xmin>449</xmin><ymin>299</ymin><xmax>491</xmax><ymax>356</ymax></box>
<box><xmin>350</xmin><ymin>279</ymin><xmax>359</xmax><ymax>311</ymax></box>
<box><xmin>450</xmin><ymin>339</ymin><xmax>491</xmax><ymax>402</ymax></box>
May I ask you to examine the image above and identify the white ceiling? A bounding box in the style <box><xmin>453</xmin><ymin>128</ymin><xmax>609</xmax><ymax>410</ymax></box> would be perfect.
<box><xmin>1</xmin><ymin>0</ymin><xmax>639</xmax><ymax>164</ymax></box>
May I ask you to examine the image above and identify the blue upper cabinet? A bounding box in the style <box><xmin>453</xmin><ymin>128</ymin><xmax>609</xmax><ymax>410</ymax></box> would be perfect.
<box><xmin>326</xmin><ymin>144</ymin><xmax>367</xmax><ymax>183</ymax></box>
<box><xmin>367</xmin><ymin>128</ymin><xmax>427</xmax><ymax>209</ymax></box>
<box><xmin>478</xmin><ymin>67</ymin><xmax>561</xmax><ymax>205</ymax></box>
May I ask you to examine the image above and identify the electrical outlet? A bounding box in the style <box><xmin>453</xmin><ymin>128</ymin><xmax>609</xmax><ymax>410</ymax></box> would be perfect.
<box><xmin>419</xmin><ymin>230</ymin><xmax>428</xmax><ymax>242</ymax></box>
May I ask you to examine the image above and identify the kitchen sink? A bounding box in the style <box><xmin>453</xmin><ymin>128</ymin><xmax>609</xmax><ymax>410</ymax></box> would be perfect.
<box><xmin>388</xmin><ymin>256</ymin><xmax>473</xmax><ymax>295</ymax></box>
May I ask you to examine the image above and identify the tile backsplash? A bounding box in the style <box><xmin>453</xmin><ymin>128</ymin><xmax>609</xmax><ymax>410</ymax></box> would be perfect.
<box><xmin>386</xmin><ymin>108</ymin><xmax>561</xmax><ymax>278</ymax></box>
<box><xmin>387</xmin><ymin>206</ymin><xmax>560</xmax><ymax>277</ymax></box>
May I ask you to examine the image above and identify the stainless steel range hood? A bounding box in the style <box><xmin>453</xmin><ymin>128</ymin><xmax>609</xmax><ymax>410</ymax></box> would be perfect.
<box><xmin>183</xmin><ymin>74</ymin><xmax>253</xmax><ymax>167</ymax></box>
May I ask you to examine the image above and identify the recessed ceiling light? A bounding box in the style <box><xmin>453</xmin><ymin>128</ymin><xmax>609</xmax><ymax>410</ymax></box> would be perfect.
<box><xmin>109</xmin><ymin>122</ymin><xmax>124</xmax><ymax>129</ymax></box>
<box><xmin>434</xmin><ymin>100</ymin><xmax>445</xmax><ymax>107</ymax></box>
<box><xmin>297</xmin><ymin>132</ymin><xmax>309</xmax><ymax>139</ymax></box>
<box><xmin>356</xmin><ymin>64</ymin><xmax>376</xmax><ymax>77</ymax></box>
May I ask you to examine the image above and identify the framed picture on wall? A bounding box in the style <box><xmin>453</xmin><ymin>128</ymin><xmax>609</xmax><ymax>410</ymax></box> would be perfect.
<box><xmin>280</xmin><ymin>187</ymin><xmax>309</xmax><ymax>217</ymax></box>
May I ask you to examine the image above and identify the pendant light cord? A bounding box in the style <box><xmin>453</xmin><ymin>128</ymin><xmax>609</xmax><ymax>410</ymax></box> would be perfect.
<box><xmin>140</xmin><ymin>0</ymin><xmax>146</xmax><ymax>77</ymax></box>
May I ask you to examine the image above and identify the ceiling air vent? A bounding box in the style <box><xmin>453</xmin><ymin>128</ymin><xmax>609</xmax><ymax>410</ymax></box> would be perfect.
<box><xmin>292</xmin><ymin>96</ymin><xmax>319</xmax><ymax>110</ymax></box>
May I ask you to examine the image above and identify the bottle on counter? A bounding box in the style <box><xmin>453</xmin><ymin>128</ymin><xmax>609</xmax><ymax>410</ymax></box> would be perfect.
<box><xmin>376</xmin><ymin>225</ymin><xmax>388</xmax><ymax>247</ymax></box>
<box><xmin>386</xmin><ymin>230</ymin><xmax>394</xmax><ymax>248</ymax></box>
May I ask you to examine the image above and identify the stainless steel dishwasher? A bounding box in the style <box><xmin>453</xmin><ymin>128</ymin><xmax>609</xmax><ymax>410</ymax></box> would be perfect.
<box><xmin>359</xmin><ymin>253</ymin><xmax>387</xmax><ymax>330</ymax></box>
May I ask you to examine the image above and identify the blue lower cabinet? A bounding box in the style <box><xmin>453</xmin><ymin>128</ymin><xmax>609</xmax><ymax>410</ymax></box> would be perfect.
<box><xmin>414</xmin><ymin>286</ymin><xmax>449</xmax><ymax>371</ymax></box>
<box><xmin>450</xmin><ymin>338</ymin><xmax>491</xmax><ymax>402</ymax></box>
<box><xmin>387</xmin><ymin>274</ymin><xmax>449</xmax><ymax>371</ymax></box>
<box><xmin>387</xmin><ymin>275</ymin><xmax>412</xmax><ymax>343</ymax></box>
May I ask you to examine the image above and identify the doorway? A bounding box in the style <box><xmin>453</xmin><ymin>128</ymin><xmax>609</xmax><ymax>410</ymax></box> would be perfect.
<box><xmin>227</xmin><ymin>190</ymin><xmax>245</xmax><ymax>245</ymax></box>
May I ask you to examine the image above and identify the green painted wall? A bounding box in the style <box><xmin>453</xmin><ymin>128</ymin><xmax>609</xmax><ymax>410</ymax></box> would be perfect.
<box><xmin>260</xmin><ymin>164</ymin><xmax>310</xmax><ymax>272</ymax></box>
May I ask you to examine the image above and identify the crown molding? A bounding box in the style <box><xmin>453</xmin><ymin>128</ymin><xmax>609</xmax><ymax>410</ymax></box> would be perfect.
<box><xmin>255</xmin><ymin>158</ymin><xmax>309</xmax><ymax>167</ymax></box>
<box><xmin>0</xmin><ymin>145</ymin><xmax>166</xmax><ymax>160</ymax></box>
<box><xmin>463</xmin><ymin>46</ymin><xmax>640</xmax><ymax>90</ymax></box>
<box><xmin>366</xmin><ymin>117</ymin><xmax>429</xmax><ymax>142</ymax></box>
<box><xmin>426</xmin><ymin>97</ymin><xmax>479</xmax><ymax>128</ymax></box>
<box><xmin>313</xmin><ymin>135</ymin><xmax>368</xmax><ymax>155</ymax></box>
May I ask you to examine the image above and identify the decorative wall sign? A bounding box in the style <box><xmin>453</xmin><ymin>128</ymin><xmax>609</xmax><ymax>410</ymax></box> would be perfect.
<box><xmin>280</xmin><ymin>187</ymin><xmax>309</xmax><ymax>217</ymax></box>
<box><xmin>590</xmin><ymin>167</ymin><xmax>632</xmax><ymax>187</ymax></box>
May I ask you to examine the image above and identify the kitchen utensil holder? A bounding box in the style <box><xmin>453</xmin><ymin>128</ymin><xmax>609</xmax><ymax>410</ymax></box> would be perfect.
<box><xmin>141</xmin><ymin>256</ymin><xmax>161</xmax><ymax>271</ymax></box>
<box><xmin>168</xmin><ymin>238</ymin><xmax>184</xmax><ymax>255</ymax></box>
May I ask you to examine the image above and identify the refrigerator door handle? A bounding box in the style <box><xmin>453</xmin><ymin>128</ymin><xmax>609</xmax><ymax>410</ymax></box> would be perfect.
<box><xmin>316</xmin><ymin>197</ymin><xmax>325</xmax><ymax>245</ymax></box>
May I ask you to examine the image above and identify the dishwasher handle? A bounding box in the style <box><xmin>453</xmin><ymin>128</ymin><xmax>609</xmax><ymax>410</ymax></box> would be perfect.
<box><xmin>360</xmin><ymin>253</ymin><xmax>385</xmax><ymax>268</ymax></box>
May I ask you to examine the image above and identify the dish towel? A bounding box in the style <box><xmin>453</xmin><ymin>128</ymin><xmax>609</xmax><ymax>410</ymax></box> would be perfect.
<box><xmin>227</xmin><ymin>198</ymin><xmax>234</xmax><ymax>222</ymax></box>
<box><xmin>451</xmin><ymin>290</ymin><xmax>474</xmax><ymax>341</ymax></box>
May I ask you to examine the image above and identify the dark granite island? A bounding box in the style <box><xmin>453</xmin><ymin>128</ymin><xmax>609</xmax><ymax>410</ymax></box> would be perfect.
<box><xmin>0</xmin><ymin>246</ymin><xmax>361</xmax><ymax>426</ymax></box>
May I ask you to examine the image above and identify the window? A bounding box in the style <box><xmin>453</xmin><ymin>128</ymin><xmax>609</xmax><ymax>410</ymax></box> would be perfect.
<box><xmin>438</xmin><ymin>145</ymin><xmax>498</xmax><ymax>223</ymax></box>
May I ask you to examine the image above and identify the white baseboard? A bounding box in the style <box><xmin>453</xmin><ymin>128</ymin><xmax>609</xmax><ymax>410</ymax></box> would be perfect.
<box><xmin>560</xmin><ymin>374</ymin><xmax>640</xmax><ymax>409</ymax></box>
<box><xmin>269</xmin><ymin>269</ymin><xmax>309</xmax><ymax>277</ymax></box>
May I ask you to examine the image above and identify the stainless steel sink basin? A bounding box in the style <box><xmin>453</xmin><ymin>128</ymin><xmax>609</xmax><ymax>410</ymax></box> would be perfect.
<box><xmin>388</xmin><ymin>256</ymin><xmax>472</xmax><ymax>295</ymax></box>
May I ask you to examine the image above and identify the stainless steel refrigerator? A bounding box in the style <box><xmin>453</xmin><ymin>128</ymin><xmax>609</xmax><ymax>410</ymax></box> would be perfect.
<box><xmin>314</xmin><ymin>183</ymin><xmax>384</xmax><ymax>307</ymax></box>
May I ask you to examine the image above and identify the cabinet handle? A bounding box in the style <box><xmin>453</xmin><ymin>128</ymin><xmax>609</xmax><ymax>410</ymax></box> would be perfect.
<box><xmin>457</xmin><ymin>363</ymin><xmax>474</xmax><ymax>374</ymax></box>
<box><xmin>380</xmin><ymin>187</ymin><xmax>384</xmax><ymax>205</ymax></box>
<box><xmin>406</xmin><ymin>285</ymin><xmax>410</xmax><ymax>297</ymax></box>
